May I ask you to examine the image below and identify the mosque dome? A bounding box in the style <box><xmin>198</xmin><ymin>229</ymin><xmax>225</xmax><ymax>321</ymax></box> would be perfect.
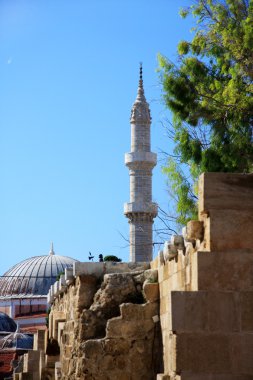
<box><xmin>0</xmin><ymin>245</ymin><xmax>78</xmax><ymax>297</ymax></box>
<box><xmin>0</xmin><ymin>312</ymin><xmax>17</xmax><ymax>332</ymax></box>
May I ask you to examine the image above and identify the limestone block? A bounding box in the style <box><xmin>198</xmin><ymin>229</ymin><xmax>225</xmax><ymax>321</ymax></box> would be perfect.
<box><xmin>65</xmin><ymin>267</ymin><xmax>74</xmax><ymax>284</ymax></box>
<box><xmin>53</xmin><ymin>281</ymin><xmax>60</xmax><ymax>297</ymax></box>
<box><xmin>47</xmin><ymin>288</ymin><xmax>53</xmax><ymax>304</ymax></box>
<box><xmin>186</xmin><ymin>220</ymin><xmax>204</xmax><ymax>241</ymax></box>
<box><xmin>170</xmin><ymin>291</ymin><xmax>240</xmax><ymax>333</ymax></box>
<box><xmin>143</xmin><ymin>281</ymin><xmax>159</xmax><ymax>302</ymax></box>
<box><xmin>198</xmin><ymin>173</ymin><xmax>253</xmax><ymax>251</ymax></box>
<box><xmin>230</xmin><ymin>332</ymin><xmax>253</xmax><ymax>374</ymax></box>
<box><xmin>120</xmin><ymin>302</ymin><xmax>158</xmax><ymax>321</ymax></box>
<box><xmin>171</xmin><ymin>235</ymin><xmax>185</xmax><ymax>250</ymax></box>
<box><xmin>240</xmin><ymin>291</ymin><xmax>253</xmax><ymax>331</ymax></box>
<box><xmin>198</xmin><ymin>173</ymin><xmax>253</xmax><ymax>215</ymax></box>
<box><xmin>157</xmin><ymin>375</ymin><xmax>170</xmax><ymax>380</ymax></box>
<box><xmin>197</xmin><ymin>250</ymin><xmax>253</xmax><ymax>291</ymax></box>
<box><xmin>74</xmin><ymin>262</ymin><xmax>104</xmax><ymax>277</ymax></box>
<box><xmin>73</xmin><ymin>261</ymin><xmax>150</xmax><ymax>278</ymax></box>
<box><xmin>23</xmin><ymin>351</ymin><xmax>40</xmax><ymax>373</ymax></box>
<box><xmin>76</xmin><ymin>274</ymin><xmax>98</xmax><ymax>310</ymax></box>
<box><xmin>33</xmin><ymin>329</ymin><xmax>46</xmax><ymax>351</ymax></box>
<box><xmin>175</xmin><ymin>333</ymin><xmax>232</xmax><ymax>373</ymax></box>
<box><xmin>163</xmin><ymin>241</ymin><xmax>178</xmax><ymax>262</ymax></box>
<box><xmin>106</xmin><ymin>317</ymin><xmax>154</xmax><ymax>339</ymax></box>
<box><xmin>173</xmin><ymin>332</ymin><xmax>253</xmax><ymax>375</ymax></box>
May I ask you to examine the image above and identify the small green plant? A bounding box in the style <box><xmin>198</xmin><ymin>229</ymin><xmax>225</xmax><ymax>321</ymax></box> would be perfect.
<box><xmin>56</xmin><ymin>271</ymin><xmax>65</xmax><ymax>281</ymax></box>
<box><xmin>146</xmin><ymin>277</ymin><xmax>158</xmax><ymax>284</ymax></box>
<box><xmin>103</xmin><ymin>255</ymin><xmax>122</xmax><ymax>262</ymax></box>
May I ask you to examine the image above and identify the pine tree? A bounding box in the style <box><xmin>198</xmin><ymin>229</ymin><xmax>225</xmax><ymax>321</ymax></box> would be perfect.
<box><xmin>159</xmin><ymin>0</ymin><xmax>253</xmax><ymax>225</ymax></box>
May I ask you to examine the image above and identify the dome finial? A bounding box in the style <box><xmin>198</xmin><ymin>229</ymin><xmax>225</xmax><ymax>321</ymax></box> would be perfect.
<box><xmin>49</xmin><ymin>242</ymin><xmax>55</xmax><ymax>255</ymax></box>
<box><xmin>139</xmin><ymin>62</ymin><xmax>143</xmax><ymax>89</ymax></box>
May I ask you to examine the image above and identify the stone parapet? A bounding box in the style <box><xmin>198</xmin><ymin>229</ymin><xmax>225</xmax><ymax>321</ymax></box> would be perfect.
<box><xmin>47</xmin><ymin>261</ymin><xmax>150</xmax><ymax>304</ymax></box>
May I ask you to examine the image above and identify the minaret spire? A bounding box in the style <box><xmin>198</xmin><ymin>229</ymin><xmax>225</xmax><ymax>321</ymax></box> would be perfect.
<box><xmin>139</xmin><ymin>62</ymin><xmax>143</xmax><ymax>86</ymax></box>
<box><xmin>124</xmin><ymin>65</ymin><xmax>157</xmax><ymax>262</ymax></box>
<box><xmin>49</xmin><ymin>242</ymin><xmax>55</xmax><ymax>256</ymax></box>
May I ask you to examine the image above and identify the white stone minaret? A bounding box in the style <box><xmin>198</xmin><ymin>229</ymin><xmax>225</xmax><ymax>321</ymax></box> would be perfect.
<box><xmin>124</xmin><ymin>64</ymin><xmax>158</xmax><ymax>262</ymax></box>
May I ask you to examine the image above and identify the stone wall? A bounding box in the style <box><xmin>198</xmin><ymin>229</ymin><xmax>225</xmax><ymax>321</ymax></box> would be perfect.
<box><xmin>152</xmin><ymin>172</ymin><xmax>253</xmax><ymax>380</ymax></box>
<box><xmin>47</xmin><ymin>262</ymin><xmax>162</xmax><ymax>380</ymax></box>
<box><xmin>14</xmin><ymin>172</ymin><xmax>253</xmax><ymax>380</ymax></box>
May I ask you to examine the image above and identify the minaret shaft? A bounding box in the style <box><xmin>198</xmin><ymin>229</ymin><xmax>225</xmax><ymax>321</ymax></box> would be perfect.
<box><xmin>124</xmin><ymin>66</ymin><xmax>157</xmax><ymax>262</ymax></box>
<box><xmin>131</xmin><ymin>124</ymin><xmax>150</xmax><ymax>152</ymax></box>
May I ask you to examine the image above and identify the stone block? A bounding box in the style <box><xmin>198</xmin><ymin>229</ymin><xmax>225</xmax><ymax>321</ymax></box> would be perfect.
<box><xmin>23</xmin><ymin>351</ymin><xmax>40</xmax><ymax>373</ymax></box>
<box><xmin>120</xmin><ymin>302</ymin><xmax>157</xmax><ymax>321</ymax></box>
<box><xmin>65</xmin><ymin>267</ymin><xmax>74</xmax><ymax>283</ymax></box>
<box><xmin>73</xmin><ymin>261</ymin><xmax>150</xmax><ymax>278</ymax></box>
<box><xmin>198</xmin><ymin>173</ymin><xmax>253</xmax><ymax>215</ymax></box>
<box><xmin>156</xmin><ymin>375</ymin><xmax>170</xmax><ymax>380</ymax></box>
<box><xmin>197</xmin><ymin>251</ymin><xmax>253</xmax><ymax>291</ymax></box>
<box><xmin>143</xmin><ymin>282</ymin><xmax>159</xmax><ymax>302</ymax></box>
<box><xmin>106</xmin><ymin>318</ymin><xmax>154</xmax><ymax>339</ymax></box>
<box><xmin>230</xmin><ymin>333</ymin><xmax>253</xmax><ymax>374</ymax></box>
<box><xmin>33</xmin><ymin>329</ymin><xmax>46</xmax><ymax>351</ymax></box>
<box><xmin>171</xmin><ymin>291</ymin><xmax>240</xmax><ymax>333</ymax></box>
<box><xmin>187</xmin><ymin>220</ymin><xmax>204</xmax><ymax>241</ymax></box>
<box><xmin>173</xmin><ymin>332</ymin><xmax>253</xmax><ymax>375</ymax></box>
<box><xmin>53</xmin><ymin>281</ymin><xmax>60</xmax><ymax>297</ymax></box>
<box><xmin>175</xmin><ymin>333</ymin><xmax>232</xmax><ymax>373</ymax></box>
<box><xmin>198</xmin><ymin>173</ymin><xmax>253</xmax><ymax>251</ymax></box>
<box><xmin>77</xmin><ymin>274</ymin><xmax>98</xmax><ymax>309</ymax></box>
<box><xmin>240</xmin><ymin>291</ymin><xmax>253</xmax><ymax>331</ymax></box>
<box><xmin>74</xmin><ymin>262</ymin><xmax>104</xmax><ymax>277</ymax></box>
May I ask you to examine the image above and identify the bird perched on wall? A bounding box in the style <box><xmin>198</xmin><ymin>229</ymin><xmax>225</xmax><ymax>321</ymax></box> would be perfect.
<box><xmin>88</xmin><ymin>252</ymin><xmax>94</xmax><ymax>261</ymax></box>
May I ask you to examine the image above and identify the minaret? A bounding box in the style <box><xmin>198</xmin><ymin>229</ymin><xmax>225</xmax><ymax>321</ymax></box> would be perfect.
<box><xmin>124</xmin><ymin>64</ymin><xmax>158</xmax><ymax>262</ymax></box>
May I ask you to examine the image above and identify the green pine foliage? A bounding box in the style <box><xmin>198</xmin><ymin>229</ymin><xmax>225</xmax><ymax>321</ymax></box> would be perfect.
<box><xmin>159</xmin><ymin>0</ymin><xmax>253</xmax><ymax>226</ymax></box>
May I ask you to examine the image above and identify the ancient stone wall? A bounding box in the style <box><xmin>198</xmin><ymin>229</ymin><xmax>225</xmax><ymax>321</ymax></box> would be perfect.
<box><xmin>47</xmin><ymin>262</ymin><xmax>162</xmax><ymax>380</ymax></box>
<box><xmin>152</xmin><ymin>173</ymin><xmax>253</xmax><ymax>380</ymax></box>
<box><xmin>14</xmin><ymin>173</ymin><xmax>253</xmax><ymax>380</ymax></box>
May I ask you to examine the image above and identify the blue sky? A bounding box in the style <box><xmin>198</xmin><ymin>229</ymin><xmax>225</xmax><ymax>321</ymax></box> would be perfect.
<box><xmin>0</xmin><ymin>0</ymin><xmax>193</xmax><ymax>273</ymax></box>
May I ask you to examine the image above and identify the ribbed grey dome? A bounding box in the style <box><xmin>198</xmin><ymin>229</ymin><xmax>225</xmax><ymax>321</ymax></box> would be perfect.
<box><xmin>0</xmin><ymin>312</ymin><xmax>17</xmax><ymax>332</ymax></box>
<box><xmin>0</xmin><ymin>250</ymin><xmax>78</xmax><ymax>296</ymax></box>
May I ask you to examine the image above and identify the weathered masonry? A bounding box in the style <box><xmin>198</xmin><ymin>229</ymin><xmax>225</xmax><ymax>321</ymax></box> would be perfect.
<box><xmin>13</xmin><ymin>173</ymin><xmax>253</xmax><ymax>380</ymax></box>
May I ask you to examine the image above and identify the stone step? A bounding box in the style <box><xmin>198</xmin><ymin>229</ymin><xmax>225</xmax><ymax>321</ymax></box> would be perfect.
<box><xmin>169</xmin><ymin>332</ymin><xmax>253</xmax><ymax>375</ymax></box>
<box><xmin>168</xmin><ymin>290</ymin><xmax>253</xmax><ymax>333</ymax></box>
<box><xmin>196</xmin><ymin>250</ymin><xmax>253</xmax><ymax>291</ymax></box>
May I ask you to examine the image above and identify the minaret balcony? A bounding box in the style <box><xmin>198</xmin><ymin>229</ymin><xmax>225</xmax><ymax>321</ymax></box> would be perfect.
<box><xmin>124</xmin><ymin>201</ymin><xmax>158</xmax><ymax>216</ymax></box>
<box><xmin>125</xmin><ymin>152</ymin><xmax>157</xmax><ymax>168</ymax></box>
